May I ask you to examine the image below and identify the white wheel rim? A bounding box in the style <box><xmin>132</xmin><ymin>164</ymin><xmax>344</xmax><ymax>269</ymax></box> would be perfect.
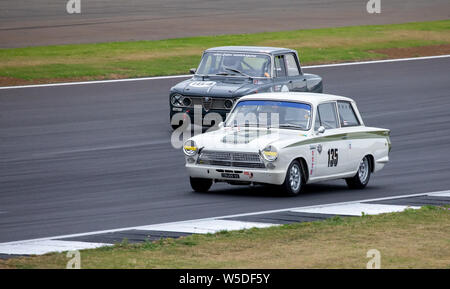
<box><xmin>358</xmin><ymin>158</ymin><xmax>369</xmax><ymax>183</ymax></box>
<box><xmin>289</xmin><ymin>164</ymin><xmax>301</xmax><ymax>192</ymax></box>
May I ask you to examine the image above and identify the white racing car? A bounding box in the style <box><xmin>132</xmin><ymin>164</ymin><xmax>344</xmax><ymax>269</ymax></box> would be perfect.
<box><xmin>183</xmin><ymin>92</ymin><xmax>391</xmax><ymax>195</ymax></box>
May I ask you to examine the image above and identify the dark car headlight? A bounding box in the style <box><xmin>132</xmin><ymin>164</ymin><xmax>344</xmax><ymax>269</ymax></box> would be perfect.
<box><xmin>171</xmin><ymin>94</ymin><xmax>184</xmax><ymax>107</ymax></box>
<box><xmin>224</xmin><ymin>99</ymin><xmax>234</xmax><ymax>109</ymax></box>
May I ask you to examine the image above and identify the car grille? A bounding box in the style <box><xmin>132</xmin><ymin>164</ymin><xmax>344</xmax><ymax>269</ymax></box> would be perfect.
<box><xmin>188</xmin><ymin>97</ymin><xmax>230</xmax><ymax>111</ymax></box>
<box><xmin>197</xmin><ymin>150</ymin><xmax>265</xmax><ymax>169</ymax></box>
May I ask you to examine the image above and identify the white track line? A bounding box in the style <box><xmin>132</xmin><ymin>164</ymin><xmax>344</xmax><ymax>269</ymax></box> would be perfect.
<box><xmin>428</xmin><ymin>191</ymin><xmax>450</xmax><ymax>197</ymax></box>
<box><xmin>302</xmin><ymin>54</ymin><xmax>450</xmax><ymax>68</ymax></box>
<box><xmin>1</xmin><ymin>55</ymin><xmax>449</xmax><ymax>90</ymax></box>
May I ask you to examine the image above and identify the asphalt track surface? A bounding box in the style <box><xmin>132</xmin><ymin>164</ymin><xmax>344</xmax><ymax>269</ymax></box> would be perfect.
<box><xmin>1</xmin><ymin>57</ymin><xmax>450</xmax><ymax>243</ymax></box>
<box><xmin>1</xmin><ymin>0</ymin><xmax>450</xmax><ymax>47</ymax></box>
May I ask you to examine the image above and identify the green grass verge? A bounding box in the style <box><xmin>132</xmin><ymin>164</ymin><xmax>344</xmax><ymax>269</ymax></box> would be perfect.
<box><xmin>1</xmin><ymin>206</ymin><xmax>449</xmax><ymax>269</ymax></box>
<box><xmin>0</xmin><ymin>20</ymin><xmax>449</xmax><ymax>84</ymax></box>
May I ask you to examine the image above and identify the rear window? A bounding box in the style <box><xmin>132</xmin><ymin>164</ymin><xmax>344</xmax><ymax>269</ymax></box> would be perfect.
<box><xmin>337</xmin><ymin>101</ymin><xmax>360</xmax><ymax>127</ymax></box>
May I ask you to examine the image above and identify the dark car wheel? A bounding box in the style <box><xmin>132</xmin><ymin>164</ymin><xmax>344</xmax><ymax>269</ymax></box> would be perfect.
<box><xmin>345</xmin><ymin>156</ymin><xmax>371</xmax><ymax>189</ymax></box>
<box><xmin>190</xmin><ymin>177</ymin><xmax>213</xmax><ymax>193</ymax></box>
<box><xmin>281</xmin><ymin>160</ymin><xmax>303</xmax><ymax>196</ymax></box>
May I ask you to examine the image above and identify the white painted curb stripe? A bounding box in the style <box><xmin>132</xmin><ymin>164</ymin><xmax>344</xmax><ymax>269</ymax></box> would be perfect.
<box><xmin>0</xmin><ymin>190</ymin><xmax>448</xmax><ymax>255</ymax></box>
<box><xmin>139</xmin><ymin>219</ymin><xmax>276</xmax><ymax>234</ymax></box>
<box><xmin>290</xmin><ymin>203</ymin><xmax>419</xmax><ymax>216</ymax></box>
<box><xmin>0</xmin><ymin>240</ymin><xmax>108</xmax><ymax>255</ymax></box>
<box><xmin>1</xmin><ymin>55</ymin><xmax>449</xmax><ymax>90</ymax></box>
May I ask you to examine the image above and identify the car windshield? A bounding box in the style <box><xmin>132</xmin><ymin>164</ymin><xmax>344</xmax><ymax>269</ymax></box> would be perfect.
<box><xmin>196</xmin><ymin>52</ymin><xmax>271</xmax><ymax>78</ymax></box>
<box><xmin>225</xmin><ymin>100</ymin><xmax>312</xmax><ymax>130</ymax></box>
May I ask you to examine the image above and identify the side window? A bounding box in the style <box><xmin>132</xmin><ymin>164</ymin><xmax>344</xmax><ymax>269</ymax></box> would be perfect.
<box><xmin>337</xmin><ymin>101</ymin><xmax>360</xmax><ymax>127</ymax></box>
<box><xmin>274</xmin><ymin>55</ymin><xmax>286</xmax><ymax>77</ymax></box>
<box><xmin>317</xmin><ymin>102</ymin><xmax>339</xmax><ymax>129</ymax></box>
<box><xmin>285</xmin><ymin>53</ymin><xmax>300</xmax><ymax>76</ymax></box>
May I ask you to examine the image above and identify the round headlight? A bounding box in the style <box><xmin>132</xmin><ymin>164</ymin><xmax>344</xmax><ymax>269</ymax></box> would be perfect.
<box><xmin>182</xmin><ymin>97</ymin><xmax>192</xmax><ymax>107</ymax></box>
<box><xmin>183</xmin><ymin>140</ymin><xmax>198</xmax><ymax>156</ymax></box>
<box><xmin>262</xmin><ymin>145</ymin><xmax>278</xmax><ymax>162</ymax></box>
<box><xmin>171</xmin><ymin>94</ymin><xmax>183</xmax><ymax>107</ymax></box>
<box><xmin>224</xmin><ymin>99</ymin><xmax>234</xmax><ymax>109</ymax></box>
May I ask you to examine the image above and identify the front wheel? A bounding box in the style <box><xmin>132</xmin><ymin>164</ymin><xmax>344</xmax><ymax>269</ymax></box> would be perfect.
<box><xmin>281</xmin><ymin>160</ymin><xmax>303</xmax><ymax>196</ymax></box>
<box><xmin>190</xmin><ymin>177</ymin><xmax>213</xmax><ymax>193</ymax></box>
<box><xmin>345</xmin><ymin>156</ymin><xmax>371</xmax><ymax>189</ymax></box>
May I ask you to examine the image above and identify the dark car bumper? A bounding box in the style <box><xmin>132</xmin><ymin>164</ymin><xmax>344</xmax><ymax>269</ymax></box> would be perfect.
<box><xmin>170</xmin><ymin>106</ymin><xmax>230</xmax><ymax>126</ymax></box>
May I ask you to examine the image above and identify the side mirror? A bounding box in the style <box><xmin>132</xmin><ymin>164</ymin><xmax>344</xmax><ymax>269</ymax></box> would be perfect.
<box><xmin>317</xmin><ymin>126</ymin><xmax>326</xmax><ymax>134</ymax></box>
<box><xmin>189</xmin><ymin>68</ymin><xmax>196</xmax><ymax>74</ymax></box>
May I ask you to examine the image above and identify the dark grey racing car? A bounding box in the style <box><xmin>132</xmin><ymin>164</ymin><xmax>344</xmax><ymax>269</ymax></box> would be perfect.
<box><xmin>169</xmin><ymin>46</ymin><xmax>323</xmax><ymax>129</ymax></box>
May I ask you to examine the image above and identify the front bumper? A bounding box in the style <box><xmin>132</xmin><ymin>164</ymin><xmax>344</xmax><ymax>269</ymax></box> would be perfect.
<box><xmin>186</xmin><ymin>163</ymin><xmax>287</xmax><ymax>185</ymax></box>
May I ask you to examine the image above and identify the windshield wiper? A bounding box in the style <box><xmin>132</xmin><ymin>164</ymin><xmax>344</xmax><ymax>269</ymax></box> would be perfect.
<box><xmin>223</xmin><ymin>67</ymin><xmax>252</xmax><ymax>78</ymax></box>
<box><xmin>215</xmin><ymin>72</ymin><xmax>231</xmax><ymax>76</ymax></box>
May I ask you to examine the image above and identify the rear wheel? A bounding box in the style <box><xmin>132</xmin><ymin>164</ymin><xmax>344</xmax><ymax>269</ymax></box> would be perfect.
<box><xmin>345</xmin><ymin>156</ymin><xmax>371</xmax><ymax>189</ymax></box>
<box><xmin>281</xmin><ymin>160</ymin><xmax>303</xmax><ymax>196</ymax></box>
<box><xmin>190</xmin><ymin>177</ymin><xmax>213</xmax><ymax>193</ymax></box>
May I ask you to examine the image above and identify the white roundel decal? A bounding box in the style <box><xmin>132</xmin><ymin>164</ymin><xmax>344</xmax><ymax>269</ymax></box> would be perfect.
<box><xmin>189</xmin><ymin>81</ymin><xmax>216</xmax><ymax>88</ymax></box>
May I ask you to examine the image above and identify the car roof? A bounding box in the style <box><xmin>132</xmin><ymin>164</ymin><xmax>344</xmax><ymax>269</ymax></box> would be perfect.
<box><xmin>204</xmin><ymin>46</ymin><xmax>295</xmax><ymax>55</ymax></box>
<box><xmin>238</xmin><ymin>92</ymin><xmax>355</xmax><ymax>106</ymax></box>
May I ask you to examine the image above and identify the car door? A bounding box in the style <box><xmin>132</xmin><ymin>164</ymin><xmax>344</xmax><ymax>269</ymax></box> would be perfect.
<box><xmin>284</xmin><ymin>53</ymin><xmax>307</xmax><ymax>92</ymax></box>
<box><xmin>336</xmin><ymin>100</ymin><xmax>363</xmax><ymax>173</ymax></box>
<box><xmin>312</xmin><ymin>102</ymin><xmax>349</xmax><ymax>178</ymax></box>
<box><xmin>273</xmin><ymin>55</ymin><xmax>290</xmax><ymax>92</ymax></box>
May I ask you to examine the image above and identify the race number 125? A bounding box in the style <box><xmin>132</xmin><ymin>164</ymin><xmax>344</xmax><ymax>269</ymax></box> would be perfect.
<box><xmin>328</xmin><ymin>148</ymin><xmax>338</xmax><ymax>167</ymax></box>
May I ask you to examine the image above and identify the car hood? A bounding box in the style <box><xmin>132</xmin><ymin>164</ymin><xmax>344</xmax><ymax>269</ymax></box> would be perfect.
<box><xmin>172</xmin><ymin>77</ymin><xmax>266</xmax><ymax>98</ymax></box>
<box><xmin>190</xmin><ymin>127</ymin><xmax>311</xmax><ymax>152</ymax></box>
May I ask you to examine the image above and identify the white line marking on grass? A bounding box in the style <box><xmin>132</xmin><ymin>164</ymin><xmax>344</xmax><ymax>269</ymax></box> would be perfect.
<box><xmin>1</xmin><ymin>55</ymin><xmax>449</xmax><ymax>90</ymax></box>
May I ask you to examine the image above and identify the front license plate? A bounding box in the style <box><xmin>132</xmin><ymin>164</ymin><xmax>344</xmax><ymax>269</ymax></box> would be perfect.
<box><xmin>221</xmin><ymin>173</ymin><xmax>240</xmax><ymax>179</ymax></box>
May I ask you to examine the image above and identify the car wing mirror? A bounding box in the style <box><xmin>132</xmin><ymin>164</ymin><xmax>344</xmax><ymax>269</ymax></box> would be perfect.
<box><xmin>189</xmin><ymin>68</ymin><xmax>197</xmax><ymax>74</ymax></box>
<box><xmin>317</xmin><ymin>126</ymin><xmax>326</xmax><ymax>134</ymax></box>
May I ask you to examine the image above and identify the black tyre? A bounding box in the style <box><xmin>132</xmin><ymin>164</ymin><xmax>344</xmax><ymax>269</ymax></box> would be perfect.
<box><xmin>345</xmin><ymin>156</ymin><xmax>371</xmax><ymax>189</ymax></box>
<box><xmin>190</xmin><ymin>177</ymin><xmax>213</xmax><ymax>193</ymax></box>
<box><xmin>281</xmin><ymin>160</ymin><xmax>303</xmax><ymax>196</ymax></box>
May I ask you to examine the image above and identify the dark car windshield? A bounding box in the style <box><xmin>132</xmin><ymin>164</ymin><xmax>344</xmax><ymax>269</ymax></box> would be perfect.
<box><xmin>197</xmin><ymin>52</ymin><xmax>271</xmax><ymax>78</ymax></box>
<box><xmin>225</xmin><ymin>100</ymin><xmax>312</xmax><ymax>130</ymax></box>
